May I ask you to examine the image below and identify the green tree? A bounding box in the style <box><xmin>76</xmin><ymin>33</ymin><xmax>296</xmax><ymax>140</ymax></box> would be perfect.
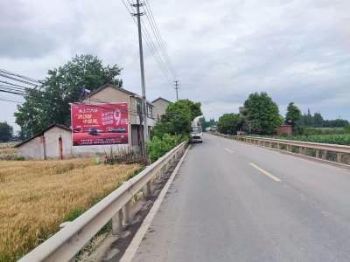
<box><xmin>201</xmin><ymin>118</ymin><xmax>216</xmax><ymax>131</ymax></box>
<box><xmin>0</xmin><ymin>122</ymin><xmax>13</xmax><ymax>142</ymax></box>
<box><xmin>15</xmin><ymin>54</ymin><xmax>122</xmax><ymax>138</ymax></box>
<box><xmin>285</xmin><ymin>102</ymin><xmax>301</xmax><ymax>127</ymax></box>
<box><xmin>152</xmin><ymin>99</ymin><xmax>202</xmax><ymax>137</ymax></box>
<box><xmin>217</xmin><ymin>113</ymin><xmax>241</xmax><ymax>135</ymax></box>
<box><xmin>243</xmin><ymin>92</ymin><xmax>282</xmax><ymax>135</ymax></box>
<box><xmin>313</xmin><ymin>112</ymin><xmax>324</xmax><ymax>127</ymax></box>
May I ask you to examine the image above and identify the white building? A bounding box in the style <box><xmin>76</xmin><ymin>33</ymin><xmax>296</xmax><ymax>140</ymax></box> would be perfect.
<box><xmin>16</xmin><ymin>124</ymin><xmax>72</xmax><ymax>160</ymax></box>
<box><xmin>152</xmin><ymin>97</ymin><xmax>171</xmax><ymax>121</ymax></box>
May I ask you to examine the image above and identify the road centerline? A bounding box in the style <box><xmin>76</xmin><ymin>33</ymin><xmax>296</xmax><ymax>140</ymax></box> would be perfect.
<box><xmin>224</xmin><ymin>148</ymin><xmax>235</xmax><ymax>154</ymax></box>
<box><xmin>250</xmin><ymin>162</ymin><xmax>281</xmax><ymax>182</ymax></box>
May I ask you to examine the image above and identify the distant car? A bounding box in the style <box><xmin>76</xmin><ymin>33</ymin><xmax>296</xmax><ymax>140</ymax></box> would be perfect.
<box><xmin>190</xmin><ymin>116</ymin><xmax>204</xmax><ymax>143</ymax></box>
<box><xmin>88</xmin><ymin>128</ymin><xmax>102</xmax><ymax>136</ymax></box>
<box><xmin>190</xmin><ymin>126</ymin><xmax>203</xmax><ymax>143</ymax></box>
<box><xmin>108</xmin><ymin>127</ymin><xmax>127</xmax><ymax>133</ymax></box>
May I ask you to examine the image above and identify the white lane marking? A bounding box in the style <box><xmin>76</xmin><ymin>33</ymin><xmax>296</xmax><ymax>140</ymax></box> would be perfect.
<box><xmin>249</xmin><ymin>163</ymin><xmax>281</xmax><ymax>182</ymax></box>
<box><xmin>224</xmin><ymin>148</ymin><xmax>235</xmax><ymax>154</ymax></box>
<box><xmin>120</xmin><ymin>146</ymin><xmax>191</xmax><ymax>262</ymax></box>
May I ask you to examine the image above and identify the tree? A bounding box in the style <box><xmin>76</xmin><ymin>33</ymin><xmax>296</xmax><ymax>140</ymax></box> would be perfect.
<box><xmin>152</xmin><ymin>99</ymin><xmax>202</xmax><ymax>137</ymax></box>
<box><xmin>15</xmin><ymin>54</ymin><xmax>123</xmax><ymax>138</ymax></box>
<box><xmin>0</xmin><ymin>122</ymin><xmax>13</xmax><ymax>142</ymax></box>
<box><xmin>201</xmin><ymin>118</ymin><xmax>216</xmax><ymax>131</ymax></box>
<box><xmin>313</xmin><ymin>112</ymin><xmax>324</xmax><ymax>127</ymax></box>
<box><xmin>285</xmin><ymin>102</ymin><xmax>301</xmax><ymax>127</ymax></box>
<box><xmin>243</xmin><ymin>92</ymin><xmax>282</xmax><ymax>135</ymax></box>
<box><xmin>217</xmin><ymin>113</ymin><xmax>241</xmax><ymax>135</ymax></box>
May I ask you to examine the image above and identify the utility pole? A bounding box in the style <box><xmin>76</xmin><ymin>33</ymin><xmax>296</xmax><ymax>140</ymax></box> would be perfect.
<box><xmin>132</xmin><ymin>0</ymin><xmax>148</xmax><ymax>157</ymax></box>
<box><xmin>174</xmin><ymin>80</ymin><xmax>179</xmax><ymax>101</ymax></box>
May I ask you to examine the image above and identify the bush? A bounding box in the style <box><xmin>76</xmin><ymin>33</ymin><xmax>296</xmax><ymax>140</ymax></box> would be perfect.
<box><xmin>344</xmin><ymin>125</ymin><xmax>350</xmax><ymax>134</ymax></box>
<box><xmin>147</xmin><ymin>134</ymin><xmax>184</xmax><ymax>162</ymax></box>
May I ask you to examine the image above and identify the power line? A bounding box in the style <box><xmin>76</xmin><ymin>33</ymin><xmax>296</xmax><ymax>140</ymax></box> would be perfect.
<box><xmin>0</xmin><ymin>80</ymin><xmax>30</xmax><ymax>90</ymax></box>
<box><xmin>122</xmin><ymin>0</ymin><xmax>169</xmax><ymax>80</ymax></box>
<box><xmin>0</xmin><ymin>73</ymin><xmax>38</xmax><ymax>87</ymax></box>
<box><xmin>0</xmin><ymin>88</ymin><xmax>25</xmax><ymax>96</ymax></box>
<box><xmin>0</xmin><ymin>69</ymin><xmax>41</xmax><ymax>85</ymax></box>
<box><xmin>122</xmin><ymin>0</ymin><xmax>177</xmax><ymax>84</ymax></box>
<box><xmin>143</xmin><ymin>0</ymin><xmax>177</xmax><ymax>78</ymax></box>
<box><xmin>142</xmin><ymin>2</ymin><xmax>176</xmax><ymax>79</ymax></box>
<box><xmin>125</xmin><ymin>0</ymin><xmax>172</xmax><ymax>81</ymax></box>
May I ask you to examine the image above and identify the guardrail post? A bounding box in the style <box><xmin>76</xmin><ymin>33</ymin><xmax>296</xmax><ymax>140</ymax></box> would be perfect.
<box><xmin>143</xmin><ymin>181</ymin><xmax>152</xmax><ymax>197</ymax></box>
<box><xmin>337</xmin><ymin>153</ymin><xmax>342</xmax><ymax>163</ymax></box>
<box><xmin>298</xmin><ymin>147</ymin><xmax>303</xmax><ymax>154</ymax></box>
<box><xmin>315</xmin><ymin>150</ymin><xmax>320</xmax><ymax>158</ymax></box>
<box><xmin>322</xmin><ymin>151</ymin><xmax>327</xmax><ymax>160</ymax></box>
<box><xmin>123</xmin><ymin>199</ymin><xmax>133</xmax><ymax>225</ymax></box>
<box><xmin>112</xmin><ymin>209</ymin><xmax>123</xmax><ymax>235</ymax></box>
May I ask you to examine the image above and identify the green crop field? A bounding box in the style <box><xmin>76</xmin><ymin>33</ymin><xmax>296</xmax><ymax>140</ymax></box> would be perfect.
<box><xmin>277</xmin><ymin>134</ymin><xmax>350</xmax><ymax>145</ymax></box>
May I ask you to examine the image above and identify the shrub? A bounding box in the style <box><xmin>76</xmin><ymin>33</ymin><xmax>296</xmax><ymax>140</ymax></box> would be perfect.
<box><xmin>147</xmin><ymin>134</ymin><xmax>184</xmax><ymax>162</ymax></box>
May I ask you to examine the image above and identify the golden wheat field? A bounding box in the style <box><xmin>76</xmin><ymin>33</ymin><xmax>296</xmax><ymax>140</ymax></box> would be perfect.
<box><xmin>0</xmin><ymin>143</ymin><xmax>17</xmax><ymax>160</ymax></box>
<box><xmin>0</xmin><ymin>158</ymin><xmax>141</xmax><ymax>261</ymax></box>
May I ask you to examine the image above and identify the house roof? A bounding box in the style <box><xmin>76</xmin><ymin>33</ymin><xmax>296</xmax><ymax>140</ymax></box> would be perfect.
<box><xmin>152</xmin><ymin>97</ymin><xmax>171</xmax><ymax>104</ymax></box>
<box><xmin>15</xmin><ymin>124</ymin><xmax>71</xmax><ymax>148</ymax></box>
<box><xmin>86</xmin><ymin>84</ymin><xmax>137</xmax><ymax>98</ymax></box>
<box><xmin>86</xmin><ymin>84</ymin><xmax>154</xmax><ymax>107</ymax></box>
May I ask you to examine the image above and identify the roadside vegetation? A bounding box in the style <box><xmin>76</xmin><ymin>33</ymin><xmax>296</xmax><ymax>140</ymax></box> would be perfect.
<box><xmin>275</xmin><ymin>133</ymin><xmax>350</xmax><ymax>145</ymax></box>
<box><xmin>216</xmin><ymin>92</ymin><xmax>350</xmax><ymax>146</ymax></box>
<box><xmin>148</xmin><ymin>99</ymin><xmax>202</xmax><ymax>162</ymax></box>
<box><xmin>0</xmin><ymin>158</ymin><xmax>141</xmax><ymax>261</ymax></box>
<box><xmin>217</xmin><ymin>92</ymin><xmax>282</xmax><ymax>135</ymax></box>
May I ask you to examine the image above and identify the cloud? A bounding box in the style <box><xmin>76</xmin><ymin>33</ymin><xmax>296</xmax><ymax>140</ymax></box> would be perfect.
<box><xmin>0</xmin><ymin>0</ymin><xmax>350</xmax><ymax>130</ymax></box>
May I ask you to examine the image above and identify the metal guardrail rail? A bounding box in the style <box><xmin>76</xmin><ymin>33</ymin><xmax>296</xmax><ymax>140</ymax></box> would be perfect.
<box><xmin>216</xmin><ymin>133</ymin><xmax>350</xmax><ymax>165</ymax></box>
<box><xmin>19</xmin><ymin>142</ymin><xmax>186</xmax><ymax>262</ymax></box>
<box><xmin>238</xmin><ymin>136</ymin><xmax>350</xmax><ymax>165</ymax></box>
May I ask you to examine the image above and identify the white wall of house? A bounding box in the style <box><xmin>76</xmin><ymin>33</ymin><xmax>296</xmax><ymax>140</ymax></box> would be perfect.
<box><xmin>17</xmin><ymin>127</ymin><xmax>72</xmax><ymax>160</ymax></box>
<box><xmin>17</xmin><ymin>136</ymin><xmax>45</xmax><ymax>159</ymax></box>
<box><xmin>44</xmin><ymin>127</ymin><xmax>73</xmax><ymax>159</ymax></box>
<box><xmin>72</xmin><ymin>144</ymin><xmax>130</xmax><ymax>156</ymax></box>
<box><xmin>152</xmin><ymin>99</ymin><xmax>170</xmax><ymax>121</ymax></box>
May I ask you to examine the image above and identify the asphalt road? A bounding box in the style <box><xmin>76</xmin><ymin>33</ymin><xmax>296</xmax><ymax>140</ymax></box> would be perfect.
<box><xmin>132</xmin><ymin>133</ymin><xmax>350</xmax><ymax>262</ymax></box>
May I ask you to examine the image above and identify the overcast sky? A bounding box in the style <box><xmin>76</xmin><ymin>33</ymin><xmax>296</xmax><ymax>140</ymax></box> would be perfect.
<box><xmin>1</xmin><ymin>0</ymin><xmax>350</xmax><ymax>131</ymax></box>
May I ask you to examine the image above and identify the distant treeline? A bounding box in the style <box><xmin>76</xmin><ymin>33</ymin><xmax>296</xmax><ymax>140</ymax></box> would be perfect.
<box><xmin>298</xmin><ymin>110</ymin><xmax>349</xmax><ymax>128</ymax></box>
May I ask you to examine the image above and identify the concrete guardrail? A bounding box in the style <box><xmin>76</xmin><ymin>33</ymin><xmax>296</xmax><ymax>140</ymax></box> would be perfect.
<box><xmin>19</xmin><ymin>142</ymin><xmax>187</xmax><ymax>262</ymax></box>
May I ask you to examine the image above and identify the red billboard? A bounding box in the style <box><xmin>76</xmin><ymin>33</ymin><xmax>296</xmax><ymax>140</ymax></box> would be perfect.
<box><xmin>71</xmin><ymin>103</ymin><xmax>128</xmax><ymax>146</ymax></box>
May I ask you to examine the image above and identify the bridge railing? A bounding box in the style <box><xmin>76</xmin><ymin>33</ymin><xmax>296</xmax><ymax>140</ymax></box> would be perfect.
<box><xmin>19</xmin><ymin>142</ymin><xmax>187</xmax><ymax>262</ymax></box>
<box><xmin>240</xmin><ymin>136</ymin><xmax>350</xmax><ymax>165</ymax></box>
<box><xmin>216</xmin><ymin>133</ymin><xmax>350</xmax><ymax>166</ymax></box>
